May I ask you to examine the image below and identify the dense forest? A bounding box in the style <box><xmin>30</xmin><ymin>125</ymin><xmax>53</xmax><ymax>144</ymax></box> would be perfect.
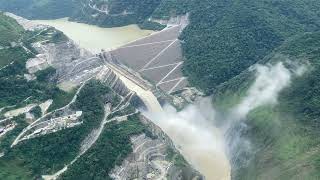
<box><xmin>1</xmin><ymin>1</ymin><xmax>320</xmax><ymax>180</ymax></box>
<box><xmin>178</xmin><ymin>0</ymin><xmax>320</xmax><ymax>93</ymax></box>
<box><xmin>0</xmin><ymin>13</ymin><xmax>70</xmax><ymax>108</ymax></box>
<box><xmin>4</xmin><ymin>0</ymin><xmax>318</xmax><ymax>93</ymax></box>
<box><xmin>2</xmin><ymin>0</ymin><xmax>319</xmax><ymax>93</ymax></box>
<box><xmin>0</xmin><ymin>80</ymin><xmax>113</xmax><ymax>178</ymax></box>
<box><xmin>70</xmin><ymin>0</ymin><xmax>163</xmax><ymax>28</ymax></box>
<box><xmin>0</xmin><ymin>0</ymin><xmax>75</xmax><ymax>19</ymax></box>
<box><xmin>213</xmin><ymin>32</ymin><xmax>320</xmax><ymax>180</ymax></box>
<box><xmin>59</xmin><ymin>114</ymin><xmax>146</xmax><ymax>180</ymax></box>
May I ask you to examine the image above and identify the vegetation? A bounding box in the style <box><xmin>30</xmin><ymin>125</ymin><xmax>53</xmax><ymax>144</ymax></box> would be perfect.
<box><xmin>0</xmin><ymin>0</ymin><xmax>76</xmax><ymax>19</ymax></box>
<box><xmin>1</xmin><ymin>80</ymin><xmax>113</xmax><ymax>176</ymax></box>
<box><xmin>59</xmin><ymin>114</ymin><xmax>146</xmax><ymax>180</ymax></box>
<box><xmin>0</xmin><ymin>115</ymin><xmax>29</xmax><ymax>153</ymax></box>
<box><xmin>0</xmin><ymin>12</ymin><xmax>24</xmax><ymax>47</ymax></box>
<box><xmin>177</xmin><ymin>0</ymin><xmax>320</xmax><ymax>93</ymax></box>
<box><xmin>138</xmin><ymin>20</ymin><xmax>166</xmax><ymax>31</ymax></box>
<box><xmin>0</xmin><ymin>64</ymin><xmax>69</xmax><ymax>107</ymax></box>
<box><xmin>214</xmin><ymin>32</ymin><xmax>320</xmax><ymax>180</ymax></box>
<box><xmin>70</xmin><ymin>0</ymin><xmax>163</xmax><ymax>28</ymax></box>
<box><xmin>166</xmin><ymin>147</ymin><xmax>188</xmax><ymax>167</ymax></box>
<box><xmin>2</xmin><ymin>1</ymin><xmax>320</xmax><ymax>179</ymax></box>
<box><xmin>30</xmin><ymin>105</ymin><xmax>42</xmax><ymax>119</ymax></box>
<box><xmin>35</xmin><ymin>67</ymin><xmax>57</xmax><ymax>82</ymax></box>
<box><xmin>151</xmin><ymin>0</ymin><xmax>190</xmax><ymax>20</ymax></box>
<box><xmin>0</xmin><ymin>14</ymin><xmax>70</xmax><ymax>108</ymax></box>
<box><xmin>48</xmin><ymin>88</ymin><xmax>77</xmax><ymax>112</ymax></box>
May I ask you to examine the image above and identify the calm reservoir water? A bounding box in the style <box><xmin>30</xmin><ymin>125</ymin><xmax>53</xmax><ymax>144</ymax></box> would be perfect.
<box><xmin>33</xmin><ymin>18</ymin><xmax>153</xmax><ymax>53</ymax></box>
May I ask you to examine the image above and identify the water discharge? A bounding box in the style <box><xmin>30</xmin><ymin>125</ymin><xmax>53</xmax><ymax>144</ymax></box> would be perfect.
<box><xmin>32</xmin><ymin>18</ymin><xmax>308</xmax><ymax>179</ymax></box>
<box><xmin>143</xmin><ymin>62</ymin><xmax>307</xmax><ymax>180</ymax></box>
<box><xmin>33</xmin><ymin>18</ymin><xmax>153</xmax><ymax>53</ymax></box>
<box><xmin>143</xmin><ymin>102</ymin><xmax>231</xmax><ymax>180</ymax></box>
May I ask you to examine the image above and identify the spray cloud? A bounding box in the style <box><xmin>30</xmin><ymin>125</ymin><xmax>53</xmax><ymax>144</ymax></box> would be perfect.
<box><xmin>143</xmin><ymin>61</ymin><xmax>307</xmax><ymax>180</ymax></box>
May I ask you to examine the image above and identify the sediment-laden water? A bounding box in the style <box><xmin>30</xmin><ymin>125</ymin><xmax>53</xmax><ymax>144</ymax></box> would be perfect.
<box><xmin>33</xmin><ymin>18</ymin><xmax>153</xmax><ymax>53</ymax></box>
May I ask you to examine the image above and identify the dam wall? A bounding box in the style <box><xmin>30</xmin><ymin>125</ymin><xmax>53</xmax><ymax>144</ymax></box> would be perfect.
<box><xmin>96</xmin><ymin>66</ymin><xmax>131</xmax><ymax>97</ymax></box>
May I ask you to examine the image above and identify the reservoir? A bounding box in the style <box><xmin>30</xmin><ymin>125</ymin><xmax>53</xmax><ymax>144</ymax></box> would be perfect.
<box><xmin>33</xmin><ymin>18</ymin><xmax>153</xmax><ymax>53</ymax></box>
<box><xmin>34</xmin><ymin>19</ymin><xmax>231</xmax><ymax>180</ymax></box>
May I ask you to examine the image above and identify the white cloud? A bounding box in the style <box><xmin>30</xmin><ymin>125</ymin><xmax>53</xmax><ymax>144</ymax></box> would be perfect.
<box><xmin>142</xmin><ymin>61</ymin><xmax>307</xmax><ymax>180</ymax></box>
<box><xmin>231</xmin><ymin>62</ymin><xmax>307</xmax><ymax>120</ymax></box>
<box><xmin>143</xmin><ymin>100</ymin><xmax>231</xmax><ymax>180</ymax></box>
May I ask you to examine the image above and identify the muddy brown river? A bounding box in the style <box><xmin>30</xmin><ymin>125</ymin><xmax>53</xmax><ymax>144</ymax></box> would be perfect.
<box><xmin>34</xmin><ymin>19</ymin><xmax>231</xmax><ymax>180</ymax></box>
<box><xmin>33</xmin><ymin>18</ymin><xmax>153</xmax><ymax>53</ymax></box>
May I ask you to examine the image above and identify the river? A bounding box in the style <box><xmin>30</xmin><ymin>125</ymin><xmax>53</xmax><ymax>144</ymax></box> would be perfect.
<box><xmin>34</xmin><ymin>19</ymin><xmax>231</xmax><ymax>180</ymax></box>
<box><xmin>33</xmin><ymin>18</ymin><xmax>153</xmax><ymax>53</ymax></box>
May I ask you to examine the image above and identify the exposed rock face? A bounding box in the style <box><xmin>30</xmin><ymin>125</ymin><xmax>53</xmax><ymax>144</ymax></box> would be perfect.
<box><xmin>30</xmin><ymin>40</ymin><xmax>96</xmax><ymax>82</ymax></box>
<box><xmin>4</xmin><ymin>104</ymin><xmax>37</xmax><ymax>118</ymax></box>
<box><xmin>110</xmin><ymin>115</ymin><xmax>203</xmax><ymax>180</ymax></box>
<box><xmin>150</xmin><ymin>14</ymin><xmax>189</xmax><ymax>29</ymax></box>
<box><xmin>110</xmin><ymin>133</ymin><xmax>169</xmax><ymax>179</ymax></box>
<box><xmin>6</xmin><ymin>13</ymin><xmax>204</xmax><ymax>180</ymax></box>
<box><xmin>26</xmin><ymin>54</ymin><xmax>50</xmax><ymax>74</ymax></box>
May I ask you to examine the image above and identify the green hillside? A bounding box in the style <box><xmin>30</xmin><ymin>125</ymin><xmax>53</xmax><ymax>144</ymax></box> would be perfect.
<box><xmin>0</xmin><ymin>12</ymin><xmax>25</xmax><ymax>67</ymax></box>
<box><xmin>0</xmin><ymin>14</ymin><xmax>158</xmax><ymax>179</ymax></box>
<box><xmin>178</xmin><ymin>0</ymin><xmax>320</xmax><ymax>93</ymax></box>
<box><xmin>1</xmin><ymin>1</ymin><xmax>320</xmax><ymax>180</ymax></box>
<box><xmin>70</xmin><ymin>0</ymin><xmax>163</xmax><ymax>28</ymax></box>
<box><xmin>0</xmin><ymin>13</ymin><xmax>24</xmax><ymax>46</ymax></box>
<box><xmin>0</xmin><ymin>0</ymin><xmax>75</xmax><ymax>19</ymax></box>
<box><xmin>214</xmin><ymin>32</ymin><xmax>320</xmax><ymax>180</ymax></box>
<box><xmin>0</xmin><ymin>13</ymin><xmax>70</xmax><ymax>108</ymax></box>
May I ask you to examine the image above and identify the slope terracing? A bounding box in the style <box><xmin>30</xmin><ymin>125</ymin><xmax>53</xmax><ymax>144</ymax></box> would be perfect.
<box><xmin>1</xmin><ymin>13</ymin><xmax>203</xmax><ymax>180</ymax></box>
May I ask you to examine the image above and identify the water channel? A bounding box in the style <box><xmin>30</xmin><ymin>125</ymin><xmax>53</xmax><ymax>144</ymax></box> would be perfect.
<box><xmin>33</xmin><ymin>18</ymin><xmax>231</xmax><ymax>180</ymax></box>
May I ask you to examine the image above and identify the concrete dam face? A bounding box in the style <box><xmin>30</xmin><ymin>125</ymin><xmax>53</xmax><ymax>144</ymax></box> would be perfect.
<box><xmin>101</xmin><ymin>26</ymin><xmax>232</xmax><ymax>179</ymax></box>
<box><xmin>29</xmin><ymin>18</ymin><xmax>231</xmax><ymax>179</ymax></box>
<box><xmin>108</xmin><ymin>25</ymin><xmax>189</xmax><ymax>94</ymax></box>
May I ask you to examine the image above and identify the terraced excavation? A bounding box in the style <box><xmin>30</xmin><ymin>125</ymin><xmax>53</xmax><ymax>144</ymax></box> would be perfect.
<box><xmin>0</xmin><ymin>14</ymin><xmax>202</xmax><ymax>180</ymax></box>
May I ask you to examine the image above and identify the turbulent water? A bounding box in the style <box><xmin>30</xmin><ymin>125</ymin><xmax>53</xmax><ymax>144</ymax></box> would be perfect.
<box><xmin>143</xmin><ymin>103</ymin><xmax>231</xmax><ymax>180</ymax></box>
<box><xmin>33</xmin><ymin>19</ymin><xmax>305</xmax><ymax>180</ymax></box>
<box><xmin>33</xmin><ymin>18</ymin><xmax>153</xmax><ymax>53</ymax></box>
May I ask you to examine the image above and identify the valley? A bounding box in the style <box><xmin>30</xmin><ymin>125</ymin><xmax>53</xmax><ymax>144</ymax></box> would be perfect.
<box><xmin>1</xmin><ymin>0</ymin><xmax>320</xmax><ymax>180</ymax></box>
<box><xmin>0</xmin><ymin>13</ymin><xmax>202</xmax><ymax>180</ymax></box>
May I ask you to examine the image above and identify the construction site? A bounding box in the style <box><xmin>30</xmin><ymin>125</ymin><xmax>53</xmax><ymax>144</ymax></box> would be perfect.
<box><xmin>0</xmin><ymin>14</ymin><xmax>205</xmax><ymax>180</ymax></box>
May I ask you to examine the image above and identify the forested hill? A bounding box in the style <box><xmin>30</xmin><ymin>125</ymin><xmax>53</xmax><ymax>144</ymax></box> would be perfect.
<box><xmin>213</xmin><ymin>31</ymin><xmax>320</xmax><ymax>180</ymax></box>
<box><xmin>0</xmin><ymin>0</ymin><xmax>75</xmax><ymax>19</ymax></box>
<box><xmin>0</xmin><ymin>0</ymin><xmax>166</xmax><ymax>28</ymax></box>
<box><xmin>4</xmin><ymin>0</ymin><xmax>318</xmax><ymax>93</ymax></box>
<box><xmin>179</xmin><ymin>0</ymin><xmax>320</xmax><ymax>93</ymax></box>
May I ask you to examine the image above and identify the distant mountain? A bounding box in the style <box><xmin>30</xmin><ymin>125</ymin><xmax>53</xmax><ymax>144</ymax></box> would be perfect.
<box><xmin>179</xmin><ymin>0</ymin><xmax>320</xmax><ymax>93</ymax></box>
<box><xmin>0</xmin><ymin>0</ymin><xmax>75</xmax><ymax>19</ymax></box>
<box><xmin>1</xmin><ymin>1</ymin><xmax>320</xmax><ymax>180</ymax></box>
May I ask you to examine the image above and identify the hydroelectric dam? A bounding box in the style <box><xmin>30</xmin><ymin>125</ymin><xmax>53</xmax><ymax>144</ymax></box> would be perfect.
<box><xmin>22</xmin><ymin>16</ymin><xmax>231</xmax><ymax>179</ymax></box>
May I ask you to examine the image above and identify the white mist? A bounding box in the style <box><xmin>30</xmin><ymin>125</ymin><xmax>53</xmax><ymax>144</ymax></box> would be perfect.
<box><xmin>143</xmin><ymin>61</ymin><xmax>307</xmax><ymax>180</ymax></box>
